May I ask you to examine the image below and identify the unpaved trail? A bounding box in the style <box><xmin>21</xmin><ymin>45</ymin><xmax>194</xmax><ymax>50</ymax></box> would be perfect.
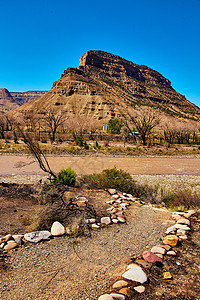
<box><xmin>0</xmin><ymin>154</ymin><xmax>200</xmax><ymax>176</ymax></box>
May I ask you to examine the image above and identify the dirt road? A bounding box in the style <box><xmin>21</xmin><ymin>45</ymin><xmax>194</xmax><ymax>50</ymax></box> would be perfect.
<box><xmin>0</xmin><ymin>154</ymin><xmax>200</xmax><ymax>176</ymax></box>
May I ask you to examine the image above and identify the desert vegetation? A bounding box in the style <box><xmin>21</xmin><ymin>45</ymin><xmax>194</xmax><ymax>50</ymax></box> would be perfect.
<box><xmin>0</xmin><ymin>106</ymin><xmax>200</xmax><ymax>156</ymax></box>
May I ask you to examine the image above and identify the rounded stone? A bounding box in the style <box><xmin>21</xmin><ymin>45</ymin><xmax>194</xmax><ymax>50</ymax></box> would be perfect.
<box><xmin>163</xmin><ymin>235</ymin><xmax>179</xmax><ymax>247</ymax></box>
<box><xmin>112</xmin><ymin>280</ymin><xmax>128</xmax><ymax>289</ymax></box>
<box><xmin>101</xmin><ymin>217</ymin><xmax>111</xmax><ymax>225</ymax></box>
<box><xmin>4</xmin><ymin>241</ymin><xmax>18</xmax><ymax>250</ymax></box>
<box><xmin>142</xmin><ymin>250</ymin><xmax>162</xmax><ymax>263</ymax></box>
<box><xmin>134</xmin><ymin>285</ymin><xmax>145</xmax><ymax>293</ymax></box>
<box><xmin>51</xmin><ymin>221</ymin><xmax>65</xmax><ymax>236</ymax></box>
<box><xmin>119</xmin><ymin>287</ymin><xmax>131</xmax><ymax>296</ymax></box>
<box><xmin>177</xmin><ymin>218</ymin><xmax>190</xmax><ymax>226</ymax></box>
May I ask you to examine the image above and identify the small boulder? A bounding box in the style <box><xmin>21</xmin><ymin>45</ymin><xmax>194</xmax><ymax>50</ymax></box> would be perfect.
<box><xmin>51</xmin><ymin>221</ymin><xmax>65</xmax><ymax>236</ymax></box>
<box><xmin>112</xmin><ymin>280</ymin><xmax>128</xmax><ymax>289</ymax></box>
<box><xmin>91</xmin><ymin>224</ymin><xmax>100</xmax><ymax>229</ymax></box>
<box><xmin>142</xmin><ymin>250</ymin><xmax>162</xmax><ymax>263</ymax></box>
<box><xmin>118</xmin><ymin>287</ymin><xmax>131</xmax><ymax>296</ymax></box>
<box><xmin>108</xmin><ymin>189</ymin><xmax>117</xmax><ymax>195</ymax></box>
<box><xmin>101</xmin><ymin>217</ymin><xmax>111</xmax><ymax>225</ymax></box>
<box><xmin>163</xmin><ymin>235</ymin><xmax>179</xmax><ymax>247</ymax></box>
<box><xmin>24</xmin><ymin>231</ymin><xmax>51</xmax><ymax>243</ymax></box>
<box><xmin>4</xmin><ymin>241</ymin><xmax>18</xmax><ymax>250</ymax></box>
<box><xmin>151</xmin><ymin>246</ymin><xmax>166</xmax><ymax>255</ymax></box>
<box><xmin>177</xmin><ymin>218</ymin><xmax>190</xmax><ymax>226</ymax></box>
<box><xmin>122</xmin><ymin>264</ymin><xmax>148</xmax><ymax>284</ymax></box>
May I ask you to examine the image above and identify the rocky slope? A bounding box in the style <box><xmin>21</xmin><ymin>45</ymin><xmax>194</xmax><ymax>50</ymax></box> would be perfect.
<box><xmin>0</xmin><ymin>89</ymin><xmax>46</xmax><ymax>113</ymax></box>
<box><xmin>11</xmin><ymin>51</ymin><xmax>200</xmax><ymax>121</ymax></box>
<box><xmin>0</xmin><ymin>88</ymin><xmax>19</xmax><ymax>113</ymax></box>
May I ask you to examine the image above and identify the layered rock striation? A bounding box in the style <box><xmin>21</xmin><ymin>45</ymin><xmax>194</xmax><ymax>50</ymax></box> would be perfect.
<box><xmin>0</xmin><ymin>89</ymin><xmax>46</xmax><ymax>113</ymax></box>
<box><xmin>12</xmin><ymin>50</ymin><xmax>200</xmax><ymax>120</ymax></box>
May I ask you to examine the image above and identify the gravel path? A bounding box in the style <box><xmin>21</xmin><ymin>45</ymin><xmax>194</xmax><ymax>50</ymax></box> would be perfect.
<box><xmin>0</xmin><ymin>204</ymin><xmax>172</xmax><ymax>300</ymax></box>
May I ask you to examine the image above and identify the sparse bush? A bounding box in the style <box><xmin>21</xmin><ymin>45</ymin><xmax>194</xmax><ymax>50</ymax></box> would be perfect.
<box><xmin>81</xmin><ymin>167</ymin><xmax>149</xmax><ymax>198</ymax></box>
<box><xmin>55</xmin><ymin>167</ymin><xmax>76</xmax><ymax>186</ymax></box>
<box><xmin>76</xmin><ymin>136</ymin><xmax>84</xmax><ymax>147</ymax></box>
<box><xmin>161</xmin><ymin>188</ymin><xmax>200</xmax><ymax>210</ymax></box>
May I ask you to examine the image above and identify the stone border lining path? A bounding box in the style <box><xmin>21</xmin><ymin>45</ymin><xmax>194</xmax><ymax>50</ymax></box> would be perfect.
<box><xmin>0</xmin><ymin>187</ymin><xmax>197</xmax><ymax>299</ymax></box>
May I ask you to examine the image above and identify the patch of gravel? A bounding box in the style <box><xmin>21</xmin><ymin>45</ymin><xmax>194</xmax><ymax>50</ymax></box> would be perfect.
<box><xmin>132</xmin><ymin>174</ymin><xmax>200</xmax><ymax>193</ymax></box>
<box><xmin>0</xmin><ymin>205</ymin><xmax>172</xmax><ymax>300</ymax></box>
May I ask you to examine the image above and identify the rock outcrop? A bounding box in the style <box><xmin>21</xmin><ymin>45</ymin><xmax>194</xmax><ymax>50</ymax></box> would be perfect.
<box><xmin>0</xmin><ymin>89</ymin><xmax>46</xmax><ymax>113</ymax></box>
<box><xmin>0</xmin><ymin>88</ymin><xmax>19</xmax><ymax>113</ymax></box>
<box><xmin>10</xmin><ymin>51</ymin><xmax>200</xmax><ymax>120</ymax></box>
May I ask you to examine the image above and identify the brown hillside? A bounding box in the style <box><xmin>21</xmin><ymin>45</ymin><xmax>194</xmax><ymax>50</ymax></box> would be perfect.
<box><xmin>12</xmin><ymin>50</ymin><xmax>200</xmax><ymax>121</ymax></box>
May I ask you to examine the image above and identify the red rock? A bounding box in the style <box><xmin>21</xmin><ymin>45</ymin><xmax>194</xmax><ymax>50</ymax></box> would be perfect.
<box><xmin>142</xmin><ymin>250</ymin><xmax>162</xmax><ymax>263</ymax></box>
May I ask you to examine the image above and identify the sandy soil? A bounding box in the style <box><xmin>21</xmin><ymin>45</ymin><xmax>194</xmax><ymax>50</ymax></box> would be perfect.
<box><xmin>0</xmin><ymin>154</ymin><xmax>200</xmax><ymax>176</ymax></box>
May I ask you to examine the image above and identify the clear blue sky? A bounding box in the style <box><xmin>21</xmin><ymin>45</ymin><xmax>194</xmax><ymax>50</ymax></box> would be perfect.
<box><xmin>0</xmin><ymin>0</ymin><xmax>200</xmax><ymax>107</ymax></box>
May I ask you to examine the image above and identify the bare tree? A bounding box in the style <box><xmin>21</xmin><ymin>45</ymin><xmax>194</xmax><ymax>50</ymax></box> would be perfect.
<box><xmin>65</xmin><ymin>116</ymin><xmax>100</xmax><ymax>142</ymax></box>
<box><xmin>0</xmin><ymin>113</ymin><xmax>6</xmax><ymax>139</ymax></box>
<box><xmin>43</xmin><ymin>109</ymin><xmax>67</xmax><ymax>143</ymax></box>
<box><xmin>17</xmin><ymin>125</ymin><xmax>56</xmax><ymax>181</ymax></box>
<box><xmin>124</xmin><ymin>107</ymin><xmax>160</xmax><ymax>145</ymax></box>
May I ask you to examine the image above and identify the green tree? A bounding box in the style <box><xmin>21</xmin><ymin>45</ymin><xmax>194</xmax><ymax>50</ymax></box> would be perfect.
<box><xmin>108</xmin><ymin>119</ymin><xmax>123</xmax><ymax>134</ymax></box>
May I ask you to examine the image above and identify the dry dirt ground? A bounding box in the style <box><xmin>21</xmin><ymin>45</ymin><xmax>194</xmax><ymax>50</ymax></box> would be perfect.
<box><xmin>0</xmin><ymin>183</ymin><xmax>200</xmax><ymax>300</ymax></box>
<box><xmin>0</xmin><ymin>154</ymin><xmax>200</xmax><ymax>176</ymax></box>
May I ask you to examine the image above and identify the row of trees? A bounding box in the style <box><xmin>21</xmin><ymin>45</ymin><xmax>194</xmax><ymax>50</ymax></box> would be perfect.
<box><xmin>0</xmin><ymin>107</ymin><xmax>199</xmax><ymax>146</ymax></box>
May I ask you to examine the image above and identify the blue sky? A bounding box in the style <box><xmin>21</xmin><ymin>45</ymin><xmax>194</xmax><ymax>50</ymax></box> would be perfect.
<box><xmin>0</xmin><ymin>0</ymin><xmax>200</xmax><ymax>107</ymax></box>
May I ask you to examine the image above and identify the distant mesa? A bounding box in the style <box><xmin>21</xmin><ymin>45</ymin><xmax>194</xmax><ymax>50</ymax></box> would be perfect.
<box><xmin>3</xmin><ymin>50</ymin><xmax>200</xmax><ymax>120</ymax></box>
<box><xmin>0</xmin><ymin>89</ymin><xmax>47</xmax><ymax>113</ymax></box>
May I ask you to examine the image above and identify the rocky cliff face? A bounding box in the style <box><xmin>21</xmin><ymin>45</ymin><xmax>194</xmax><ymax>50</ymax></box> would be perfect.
<box><xmin>0</xmin><ymin>89</ymin><xmax>46</xmax><ymax>113</ymax></box>
<box><xmin>0</xmin><ymin>88</ymin><xmax>19</xmax><ymax>113</ymax></box>
<box><xmin>10</xmin><ymin>91</ymin><xmax>47</xmax><ymax>105</ymax></box>
<box><xmin>13</xmin><ymin>50</ymin><xmax>200</xmax><ymax>121</ymax></box>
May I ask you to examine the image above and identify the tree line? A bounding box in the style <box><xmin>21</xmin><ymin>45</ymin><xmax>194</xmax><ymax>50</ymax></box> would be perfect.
<box><xmin>0</xmin><ymin>106</ymin><xmax>199</xmax><ymax>146</ymax></box>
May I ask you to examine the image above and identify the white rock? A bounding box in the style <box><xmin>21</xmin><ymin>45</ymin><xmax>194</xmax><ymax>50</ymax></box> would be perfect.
<box><xmin>91</xmin><ymin>224</ymin><xmax>100</xmax><ymax>229</ymax></box>
<box><xmin>101</xmin><ymin>217</ymin><xmax>111</xmax><ymax>225</ymax></box>
<box><xmin>51</xmin><ymin>221</ymin><xmax>65</xmax><ymax>236</ymax></box>
<box><xmin>177</xmin><ymin>218</ymin><xmax>190</xmax><ymax>225</ymax></box>
<box><xmin>107</xmin><ymin>189</ymin><xmax>117</xmax><ymax>195</ymax></box>
<box><xmin>122</xmin><ymin>264</ymin><xmax>148</xmax><ymax>284</ymax></box>
<box><xmin>4</xmin><ymin>241</ymin><xmax>18</xmax><ymax>250</ymax></box>
<box><xmin>134</xmin><ymin>285</ymin><xmax>145</xmax><ymax>293</ymax></box>
<box><xmin>179</xmin><ymin>235</ymin><xmax>188</xmax><ymax>240</ymax></box>
<box><xmin>151</xmin><ymin>246</ymin><xmax>166</xmax><ymax>255</ymax></box>
<box><xmin>112</xmin><ymin>280</ymin><xmax>128</xmax><ymax>289</ymax></box>
<box><xmin>112</xmin><ymin>194</ymin><xmax>119</xmax><ymax>199</ymax></box>
<box><xmin>174</xmin><ymin>224</ymin><xmax>190</xmax><ymax>230</ymax></box>
<box><xmin>24</xmin><ymin>231</ymin><xmax>51</xmax><ymax>243</ymax></box>
<box><xmin>167</xmin><ymin>250</ymin><xmax>176</xmax><ymax>256</ymax></box>
<box><xmin>112</xmin><ymin>219</ymin><xmax>119</xmax><ymax>224</ymax></box>
<box><xmin>165</xmin><ymin>226</ymin><xmax>176</xmax><ymax>234</ymax></box>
